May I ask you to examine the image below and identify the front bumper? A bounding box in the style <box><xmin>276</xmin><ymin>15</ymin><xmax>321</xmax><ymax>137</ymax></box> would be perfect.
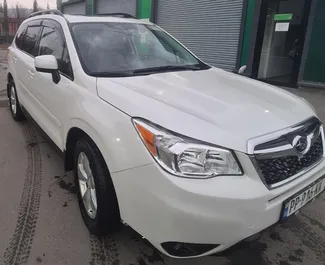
<box><xmin>111</xmin><ymin>152</ymin><xmax>325</xmax><ymax>258</ymax></box>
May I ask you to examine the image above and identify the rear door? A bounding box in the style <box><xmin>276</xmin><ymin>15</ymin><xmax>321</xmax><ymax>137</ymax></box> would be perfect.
<box><xmin>14</xmin><ymin>20</ymin><xmax>42</xmax><ymax>116</ymax></box>
<box><xmin>8</xmin><ymin>23</ymin><xmax>27</xmax><ymax>99</ymax></box>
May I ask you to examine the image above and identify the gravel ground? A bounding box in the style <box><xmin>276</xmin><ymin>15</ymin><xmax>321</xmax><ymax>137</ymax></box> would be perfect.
<box><xmin>1</xmin><ymin>48</ymin><xmax>325</xmax><ymax>265</ymax></box>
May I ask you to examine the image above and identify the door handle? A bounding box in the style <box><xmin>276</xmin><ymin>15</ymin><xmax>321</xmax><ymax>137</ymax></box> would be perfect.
<box><xmin>13</xmin><ymin>56</ymin><xmax>17</xmax><ymax>63</ymax></box>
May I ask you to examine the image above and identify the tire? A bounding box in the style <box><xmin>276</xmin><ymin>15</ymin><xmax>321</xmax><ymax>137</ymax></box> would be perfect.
<box><xmin>74</xmin><ymin>137</ymin><xmax>121</xmax><ymax>235</ymax></box>
<box><xmin>9</xmin><ymin>80</ymin><xmax>25</xmax><ymax>121</ymax></box>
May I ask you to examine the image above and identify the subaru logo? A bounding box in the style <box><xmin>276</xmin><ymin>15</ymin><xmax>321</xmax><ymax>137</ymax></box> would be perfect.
<box><xmin>292</xmin><ymin>135</ymin><xmax>310</xmax><ymax>155</ymax></box>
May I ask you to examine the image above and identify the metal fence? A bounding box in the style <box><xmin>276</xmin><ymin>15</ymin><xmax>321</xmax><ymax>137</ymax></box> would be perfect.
<box><xmin>0</xmin><ymin>34</ymin><xmax>14</xmax><ymax>44</ymax></box>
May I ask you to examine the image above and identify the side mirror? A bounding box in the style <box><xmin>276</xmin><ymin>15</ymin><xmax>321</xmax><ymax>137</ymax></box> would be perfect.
<box><xmin>238</xmin><ymin>65</ymin><xmax>247</xmax><ymax>75</ymax></box>
<box><xmin>35</xmin><ymin>55</ymin><xmax>61</xmax><ymax>84</ymax></box>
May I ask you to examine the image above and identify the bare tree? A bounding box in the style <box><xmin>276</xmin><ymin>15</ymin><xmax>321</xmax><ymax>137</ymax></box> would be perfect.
<box><xmin>33</xmin><ymin>0</ymin><xmax>38</xmax><ymax>12</ymax></box>
<box><xmin>8</xmin><ymin>4</ymin><xmax>31</xmax><ymax>19</ymax></box>
<box><xmin>0</xmin><ymin>3</ymin><xmax>3</xmax><ymax>13</ymax></box>
<box><xmin>47</xmin><ymin>2</ymin><xmax>50</xmax><ymax>10</ymax></box>
<box><xmin>20</xmin><ymin>7</ymin><xmax>32</xmax><ymax>18</ymax></box>
<box><xmin>16</xmin><ymin>4</ymin><xmax>20</xmax><ymax>20</ymax></box>
<box><xmin>4</xmin><ymin>0</ymin><xmax>8</xmax><ymax>35</ymax></box>
<box><xmin>23</xmin><ymin>8</ymin><xmax>33</xmax><ymax>18</ymax></box>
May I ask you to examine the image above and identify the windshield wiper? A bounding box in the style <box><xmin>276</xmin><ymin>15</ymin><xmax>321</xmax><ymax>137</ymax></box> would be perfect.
<box><xmin>92</xmin><ymin>64</ymin><xmax>209</xmax><ymax>77</ymax></box>
<box><xmin>133</xmin><ymin>64</ymin><xmax>203</xmax><ymax>74</ymax></box>
<box><xmin>92</xmin><ymin>71</ymin><xmax>135</xmax><ymax>77</ymax></box>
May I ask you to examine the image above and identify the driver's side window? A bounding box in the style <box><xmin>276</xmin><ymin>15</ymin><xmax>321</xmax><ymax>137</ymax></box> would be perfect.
<box><xmin>38</xmin><ymin>21</ymin><xmax>73</xmax><ymax>79</ymax></box>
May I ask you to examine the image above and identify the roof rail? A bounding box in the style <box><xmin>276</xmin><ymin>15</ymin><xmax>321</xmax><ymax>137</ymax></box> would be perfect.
<box><xmin>29</xmin><ymin>9</ymin><xmax>63</xmax><ymax>18</ymax></box>
<box><xmin>95</xmin><ymin>13</ymin><xmax>136</xmax><ymax>19</ymax></box>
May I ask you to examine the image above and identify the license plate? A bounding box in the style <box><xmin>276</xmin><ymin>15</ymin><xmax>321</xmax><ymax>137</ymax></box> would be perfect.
<box><xmin>281</xmin><ymin>176</ymin><xmax>325</xmax><ymax>220</ymax></box>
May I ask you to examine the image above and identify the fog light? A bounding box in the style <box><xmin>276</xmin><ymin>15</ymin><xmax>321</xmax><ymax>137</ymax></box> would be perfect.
<box><xmin>161</xmin><ymin>242</ymin><xmax>219</xmax><ymax>257</ymax></box>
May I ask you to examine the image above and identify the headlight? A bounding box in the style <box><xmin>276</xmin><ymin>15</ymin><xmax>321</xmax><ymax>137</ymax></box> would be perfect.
<box><xmin>133</xmin><ymin>119</ymin><xmax>242</xmax><ymax>179</ymax></box>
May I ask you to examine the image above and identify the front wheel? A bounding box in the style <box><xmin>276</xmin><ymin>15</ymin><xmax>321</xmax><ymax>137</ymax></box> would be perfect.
<box><xmin>74</xmin><ymin>137</ymin><xmax>121</xmax><ymax>235</ymax></box>
<box><xmin>9</xmin><ymin>80</ymin><xmax>25</xmax><ymax>121</ymax></box>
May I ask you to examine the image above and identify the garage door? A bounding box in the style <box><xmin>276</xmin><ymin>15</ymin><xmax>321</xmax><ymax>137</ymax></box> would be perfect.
<box><xmin>62</xmin><ymin>1</ymin><xmax>86</xmax><ymax>15</ymax></box>
<box><xmin>96</xmin><ymin>0</ymin><xmax>137</xmax><ymax>16</ymax></box>
<box><xmin>156</xmin><ymin>0</ymin><xmax>244</xmax><ymax>71</ymax></box>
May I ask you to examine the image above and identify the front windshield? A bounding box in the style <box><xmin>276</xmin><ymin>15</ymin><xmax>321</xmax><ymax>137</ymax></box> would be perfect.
<box><xmin>71</xmin><ymin>22</ymin><xmax>209</xmax><ymax>76</ymax></box>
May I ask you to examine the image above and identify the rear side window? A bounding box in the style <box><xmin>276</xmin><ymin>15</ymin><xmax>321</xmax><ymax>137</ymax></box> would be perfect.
<box><xmin>22</xmin><ymin>26</ymin><xmax>41</xmax><ymax>56</ymax></box>
<box><xmin>15</xmin><ymin>24</ymin><xmax>27</xmax><ymax>49</ymax></box>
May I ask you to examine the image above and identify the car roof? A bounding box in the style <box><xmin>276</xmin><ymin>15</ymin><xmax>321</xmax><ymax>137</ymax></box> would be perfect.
<box><xmin>26</xmin><ymin>10</ymin><xmax>153</xmax><ymax>25</ymax></box>
<box><xmin>63</xmin><ymin>14</ymin><xmax>151</xmax><ymax>25</ymax></box>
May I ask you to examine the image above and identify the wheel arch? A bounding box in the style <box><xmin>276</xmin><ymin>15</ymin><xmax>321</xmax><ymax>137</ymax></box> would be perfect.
<box><xmin>64</xmin><ymin>119</ymin><xmax>113</xmax><ymax>172</ymax></box>
<box><xmin>66</xmin><ymin>120</ymin><xmax>123</xmax><ymax>233</ymax></box>
<box><xmin>7</xmin><ymin>72</ymin><xmax>13</xmax><ymax>82</ymax></box>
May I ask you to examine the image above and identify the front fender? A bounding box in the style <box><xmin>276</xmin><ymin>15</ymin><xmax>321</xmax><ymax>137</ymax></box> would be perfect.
<box><xmin>67</xmin><ymin>118</ymin><xmax>115</xmax><ymax>170</ymax></box>
<box><xmin>66</xmin><ymin>105</ymin><xmax>152</xmax><ymax>174</ymax></box>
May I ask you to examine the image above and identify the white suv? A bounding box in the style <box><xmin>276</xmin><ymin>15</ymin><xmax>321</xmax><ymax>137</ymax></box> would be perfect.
<box><xmin>7</xmin><ymin>10</ymin><xmax>325</xmax><ymax>258</ymax></box>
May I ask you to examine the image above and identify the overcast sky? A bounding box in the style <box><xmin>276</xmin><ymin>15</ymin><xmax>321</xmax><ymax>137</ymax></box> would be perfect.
<box><xmin>6</xmin><ymin>0</ymin><xmax>57</xmax><ymax>9</ymax></box>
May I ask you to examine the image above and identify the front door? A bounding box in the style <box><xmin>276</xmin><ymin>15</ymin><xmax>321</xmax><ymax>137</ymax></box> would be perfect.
<box><xmin>32</xmin><ymin>19</ymin><xmax>74</xmax><ymax>150</ymax></box>
<box><xmin>253</xmin><ymin>0</ymin><xmax>311</xmax><ymax>87</ymax></box>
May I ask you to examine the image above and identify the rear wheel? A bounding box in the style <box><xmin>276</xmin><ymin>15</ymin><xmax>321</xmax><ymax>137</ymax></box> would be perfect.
<box><xmin>74</xmin><ymin>137</ymin><xmax>121</xmax><ymax>235</ymax></box>
<box><xmin>9</xmin><ymin>80</ymin><xmax>25</xmax><ymax>121</ymax></box>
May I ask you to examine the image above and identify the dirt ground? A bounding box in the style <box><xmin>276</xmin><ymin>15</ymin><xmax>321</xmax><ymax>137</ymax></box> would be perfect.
<box><xmin>1</xmin><ymin>48</ymin><xmax>325</xmax><ymax>265</ymax></box>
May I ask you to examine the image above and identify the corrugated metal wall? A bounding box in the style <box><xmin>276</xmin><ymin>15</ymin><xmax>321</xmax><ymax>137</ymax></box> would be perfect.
<box><xmin>96</xmin><ymin>0</ymin><xmax>137</xmax><ymax>16</ymax></box>
<box><xmin>63</xmin><ymin>1</ymin><xmax>86</xmax><ymax>15</ymax></box>
<box><xmin>156</xmin><ymin>0</ymin><xmax>244</xmax><ymax>71</ymax></box>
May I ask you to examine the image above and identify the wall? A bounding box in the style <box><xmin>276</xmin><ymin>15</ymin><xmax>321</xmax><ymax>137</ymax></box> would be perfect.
<box><xmin>257</xmin><ymin>1</ymin><xmax>276</xmax><ymax>78</ymax></box>
<box><xmin>240</xmin><ymin>0</ymin><xmax>255</xmax><ymax>68</ymax></box>
<box><xmin>155</xmin><ymin>0</ymin><xmax>244</xmax><ymax>71</ymax></box>
<box><xmin>62</xmin><ymin>1</ymin><xmax>86</xmax><ymax>14</ymax></box>
<box><xmin>95</xmin><ymin>0</ymin><xmax>136</xmax><ymax>16</ymax></box>
<box><xmin>302</xmin><ymin>0</ymin><xmax>325</xmax><ymax>86</ymax></box>
<box><xmin>60</xmin><ymin>0</ymin><xmax>151</xmax><ymax>18</ymax></box>
<box><xmin>137</xmin><ymin>0</ymin><xmax>151</xmax><ymax>20</ymax></box>
<box><xmin>86</xmin><ymin>0</ymin><xmax>95</xmax><ymax>15</ymax></box>
<box><xmin>258</xmin><ymin>0</ymin><xmax>305</xmax><ymax>79</ymax></box>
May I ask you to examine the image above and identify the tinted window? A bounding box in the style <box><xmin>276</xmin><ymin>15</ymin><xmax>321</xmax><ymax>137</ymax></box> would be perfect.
<box><xmin>15</xmin><ymin>24</ymin><xmax>27</xmax><ymax>49</ymax></box>
<box><xmin>22</xmin><ymin>26</ymin><xmax>41</xmax><ymax>56</ymax></box>
<box><xmin>72</xmin><ymin>23</ymin><xmax>208</xmax><ymax>76</ymax></box>
<box><xmin>38</xmin><ymin>26</ymin><xmax>72</xmax><ymax>78</ymax></box>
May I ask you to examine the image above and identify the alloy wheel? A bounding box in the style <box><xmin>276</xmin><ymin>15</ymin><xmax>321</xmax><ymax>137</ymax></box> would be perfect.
<box><xmin>77</xmin><ymin>152</ymin><xmax>97</xmax><ymax>219</ymax></box>
<box><xmin>10</xmin><ymin>86</ymin><xmax>17</xmax><ymax>115</ymax></box>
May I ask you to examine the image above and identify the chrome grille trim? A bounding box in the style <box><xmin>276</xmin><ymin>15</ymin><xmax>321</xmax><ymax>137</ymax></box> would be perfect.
<box><xmin>247</xmin><ymin>117</ymin><xmax>325</xmax><ymax>189</ymax></box>
<box><xmin>254</xmin><ymin>124</ymin><xmax>321</xmax><ymax>160</ymax></box>
<box><xmin>246</xmin><ymin>117</ymin><xmax>320</xmax><ymax>154</ymax></box>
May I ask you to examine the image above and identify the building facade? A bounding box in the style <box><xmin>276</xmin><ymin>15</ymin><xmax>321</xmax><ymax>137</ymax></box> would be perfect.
<box><xmin>0</xmin><ymin>12</ymin><xmax>24</xmax><ymax>36</ymax></box>
<box><xmin>240</xmin><ymin>0</ymin><xmax>324</xmax><ymax>88</ymax></box>
<box><xmin>58</xmin><ymin>0</ymin><xmax>325</xmax><ymax>89</ymax></box>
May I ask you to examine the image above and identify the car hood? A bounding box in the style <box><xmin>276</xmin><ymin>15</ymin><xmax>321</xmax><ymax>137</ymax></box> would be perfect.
<box><xmin>97</xmin><ymin>68</ymin><xmax>315</xmax><ymax>153</ymax></box>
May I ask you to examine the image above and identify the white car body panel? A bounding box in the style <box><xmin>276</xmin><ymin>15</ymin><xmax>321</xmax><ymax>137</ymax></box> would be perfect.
<box><xmin>61</xmin><ymin>68</ymin><xmax>153</xmax><ymax>173</ymax></box>
<box><xmin>97</xmin><ymin>68</ymin><xmax>315</xmax><ymax>153</ymax></box>
<box><xmin>30</xmin><ymin>69</ymin><xmax>68</xmax><ymax>149</ymax></box>
<box><xmin>112</xmin><ymin>157</ymin><xmax>325</xmax><ymax>258</ymax></box>
<box><xmin>7</xmin><ymin>14</ymin><xmax>325</xmax><ymax>258</ymax></box>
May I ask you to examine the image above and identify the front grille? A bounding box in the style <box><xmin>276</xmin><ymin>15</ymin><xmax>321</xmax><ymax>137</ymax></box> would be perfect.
<box><xmin>256</xmin><ymin>135</ymin><xmax>323</xmax><ymax>186</ymax></box>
